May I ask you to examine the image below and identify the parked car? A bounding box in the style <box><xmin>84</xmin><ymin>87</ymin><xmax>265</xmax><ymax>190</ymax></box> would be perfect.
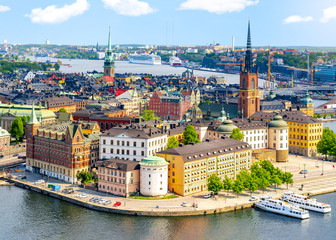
<box><xmin>249</xmin><ymin>196</ymin><xmax>259</xmax><ymax>201</ymax></box>
<box><xmin>113</xmin><ymin>201</ymin><xmax>121</xmax><ymax>207</ymax></box>
<box><xmin>299</xmin><ymin>170</ymin><xmax>308</xmax><ymax>174</ymax></box>
<box><xmin>98</xmin><ymin>199</ymin><xmax>107</xmax><ymax>204</ymax></box>
<box><xmin>204</xmin><ymin>194</ymin><xmax>211</xmax><ymax>199</ymax></box>
<box><xmin>21</xmin><ymin>176</ymin><xmax>27</xmax><ymax>180</ymax></box>
<box><xmin>104</xmin><ymin>200</ymin><xmax>112</xmax><ymax>205</ymax></box>
<box><xmin>13</xmin><ymin>154</ymin><xmax>19</xmax><ymax>157</ymax></box>
<box><xmin>0</xmin><ymin>154</ymin><xmax>4</xmax><ymax>158</ymax></box>
<box><xmin>181</xmin><ymin>202</ymin><xmax>187</xmax><ymax>207</ymax></box>
<box><xmin>62</xmin><ymin>188</ymin><xmax>74</xmax><ymax>194</ymax></box>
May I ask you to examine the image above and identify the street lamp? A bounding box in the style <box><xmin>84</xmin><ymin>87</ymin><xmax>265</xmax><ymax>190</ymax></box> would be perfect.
<box><xmin>321</xmin><ymin>160</ymin><xmax>324</xmax><ymax>176</ymax></box>
<box><xmin>304</xmin><ymin>164</ymin><xmax>306</xmax><ymax>178</ymax></box>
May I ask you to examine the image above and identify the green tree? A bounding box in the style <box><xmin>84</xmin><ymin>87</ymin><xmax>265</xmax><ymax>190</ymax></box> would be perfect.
<box><xmin>232</xmin><ymin>179</ymin><xmax>245</xmax><ymax>198</ymax></box>
<box><xmin>317</xmin><ymin>113</ymin><xmax>322</xmax><ymax>118</ymax></box>
<box><xmin>20</xmin><ymin>115</ymin><xmax>30</xmax><ymax>138</ymax></box>
<box><xmin>59</xmin><ymin>108</ymin><xmax>67</xmax><ymax>113</ymax></box>
<box><xmin>330</xmin><ymin>113</ymin><xmax>334</xmax><ymax>118</ymax></box>
<box><xmin>281</xmin><ymin>172</ymin><xmax>294</xmax><ymax>189</ymax></box>
<box><xmin>10</xmin><ymin>117</ymin><xmax>24</xmax><ymax>143</ymax></box>
<box><xmin>324</xmin><ymin>113</ymin><xmax>328</xmax><ymax>119</ymax></box>
<box><xmin>317</xmin><ymin>127</ymin><xmax>336</xmax><ymax>160</ymax></box>
<box><xmin>230</xmin><ymin>128</ymin><xmax>245</xmax><ymax>141</ymax></box>
<box><xmin>141</xmin><ymin>110</ymin><xmax>159</xmax><ymax>121</ymax></box>
<box><xmin>76</xmin><ymin>171</ymin><xmax>94</xmax><ymax>185</ymax></box>
<box><xmin>246</xmin><ymin>176</ymin><xmax>259</xmax><ymax>196</ymax></box>
<box><xmin>236</xmin><ymin>169</ymin><xmax>251</xmax><ymax>189</ymax></box>
<box><xmin>166</xmin><ymin>136</ymin><xmax>179</xmax><ymax>149</ymax></box>
<box><xmin>258</xmin><ymin>177</ymin><xmax>269</xmax><ymax>193</ymax></box>
<box><xmin>54</xmin><ymin>63</ymin><xmax>60</xmax><ymax>71</ymax></box>
<box><xmin>183</xmin><ymin>125</ymin><xmax>200</xmax><ymax>145</ymax></box>
<box><xmin>270</xmin><ymin>174</ymin><xmax>282</xmax><ymax>192</ymax></box>
<box><xmin>223</xmin><ymin>175</ymin><xmax>233</xmax><ymax>196</ymax></box>
<box><xmin>207</xmin><ymin>174</ymin><xmax>223</xmax><ymax>194</ymax></box>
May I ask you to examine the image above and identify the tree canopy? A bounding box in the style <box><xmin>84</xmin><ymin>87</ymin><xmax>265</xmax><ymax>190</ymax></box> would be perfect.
<box><xmin>76</xmin><ymin>171</ymin><xmax>94</xmax><ymax>185</ymax></box>
<box><xmin>317</xmin><ymin>127</ymin><xmax>336</xmax><ymax>159</ymax></box>
<box><xmin>183</xmin><ymin>125</ymin><xmax>200</xmax><ymax>145</ymax></box>
<box><xmin>10</xmin><ymin>117</ymin><xmax>24</xmax><ymax>143</ymax></box>
<box><xmin>166</xmin><ymin>136</ymin><xmax>179</xmax><ymax>149</ymax></box>
<box><xmin>141</xmin><ymin>110</ymin><xmax>159</xmax><ymax>121</ymax></box>
<box><xmin>207</xmin><ymin>174</ymin><xmax>223</xmax><ymax>194</ymax></box>
<box><xmin>230</xmin><ymin>128</ymin><xmax>245</xmax><ymax>141</ymax></box>
<box><xmin>59</xmin><ymin>108</ymin><xmax>67</xmax><ymax>113</ymax></box>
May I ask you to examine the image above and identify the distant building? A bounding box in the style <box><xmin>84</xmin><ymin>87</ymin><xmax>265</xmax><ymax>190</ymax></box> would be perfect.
<box><xmin>40</xmin><ymin>96</ymin><xmax>77</xmax><ymax>113</ymax></box>
<box><xmin>315</xmin><ymin>65</ymin><xmax>336</xmax><ymax>83</ymax></box>
<box><xmin>96</xmin><ymin>158</ymin><xmax>140</xmax><ymax>197</ymax></box>
<box><xmin>0</xmin><ymin>126</ymin><xmax>10</xmax><ymax>151</ymax></box>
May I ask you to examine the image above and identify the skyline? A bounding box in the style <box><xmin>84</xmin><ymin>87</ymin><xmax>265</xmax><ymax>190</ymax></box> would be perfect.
<box><xmin>1</xmin><ymin>1</ymin><xmax>336</xmax><ymax>46</ymax></box>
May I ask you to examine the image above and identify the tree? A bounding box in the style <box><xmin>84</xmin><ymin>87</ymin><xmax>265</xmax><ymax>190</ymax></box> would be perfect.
<box><xmin>230</xmin><ymin>128</ymin><xmax>245</xmax><ymax>141</ymax></box>
<box><xmin>317</xmin><ymin>127</ymin><xmax>336</xmax><ymax>160</ymax></box>
<box><xmin>269</xmin><ymin>174</ymin><xmax>282</xmax><ymax>192</ymax></box>
<box><xmin>246</xmin><ymin>176</ymin><xmax>259</xmax><ymax>196</ymax></box>
<box><xmin>54</xmin><ymin>63</ymin><xmax>60</xmax><ymax>71</ymax></box>
<box><xmin>281</xmin><ymin>172</ymin><xmax>294</xmax><ymax>189</ymax></box>
<box><xmin>183</xmin><ymin>125</ymin><xmax>200</xmax><ymax>145</ymax></box>
<box><xmin>324</xmin><ymin>113</ymin><xmax>328</xmax><ymax>119</ymax></box>
<box><xmin>223</xmin><ymin>175</ymin><xmax>233</xmax><ymax>196</ymax></box>
<box><xmin>76</xmin><ymin>171</ymin><xmax>94</xmax><ymax>185</ymax></box>
<box><xmin>141</xmin><ymin>110</ymin><xmax>159</xmax><ymax>121</ymax></box>
<box><xmin>258</xmin><ymin>177</ymin><xmax>269</xmax><ymax>193</ymax></box>
<box><xmin>59</xmin><ymin>108</ymin><xmax>67</xmax><ymax>113</ymax></box>
<box><xmin>317</xmin><ymin>113</ymin><xmax>322</xmax><ymax>118</ymax></box>
<box><xmin>10</xmin><ymin>117</ymin><xmax>24</xmax><ymax>143</ymax></box>
<box><xmin>166</xmin><ymin>136</ymin><xmax>179</xmax><ymax>149</ymax></box>
<box><xmin>207</xmin><ymin>174</ymin><xmax>223</xmax><ymax>194</ymax></box>
<box><xmin>232</xmin><ymin>179</ymin><xmax>245</xmax><ymax>198</ymax></box>
<box><xmin>20</xmin><ymin>115</ymin><xmax>30</xmax><ymax>137</ymax></box>
<box><xmin>330</xmin><ymin>113</ymin><xmax>334</xmax><ymax>118</ymax></box>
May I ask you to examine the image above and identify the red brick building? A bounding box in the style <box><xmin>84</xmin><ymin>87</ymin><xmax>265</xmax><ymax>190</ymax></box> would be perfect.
<box><xmin>149</xmin><ymin>92</ymin><xmax>191</xmax><ymax>120</ymax></box>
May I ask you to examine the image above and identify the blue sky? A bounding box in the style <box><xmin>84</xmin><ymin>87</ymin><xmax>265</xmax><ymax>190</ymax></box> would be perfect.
<box><xmin>1</xmin><ymin>0</ymin><xmax>336</xmax><ymax>46</ymax></box>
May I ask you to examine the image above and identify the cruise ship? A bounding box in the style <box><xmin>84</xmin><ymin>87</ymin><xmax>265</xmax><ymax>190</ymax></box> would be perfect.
<box><xmin>280</xmin><ymin>191</ymin><xmax>331</xmax><ymax>213</ymax></box>
<box><xmin>128</xmin><ymin>54</ymin><xmax>161</xmax><ymax>65</ymax></box>
<box><xmin>255</xmin><ymin>195</ymin><xmax>310</xmax><ymax>219</ymax></box>
<box><xmin>169</xmin><ymin>56</ymin><xmax>182</xmax><ymax>67</ymax></box>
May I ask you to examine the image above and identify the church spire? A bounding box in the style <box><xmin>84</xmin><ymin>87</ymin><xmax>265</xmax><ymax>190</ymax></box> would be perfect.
<box><xmin>28</xmin><ymin>102</ymin><xmax>39</xmax><ymax>125</ymax></box>
<box><xmin>108</xmin><ymin>26</ymin><xmax>111</xmax><ymax>51</ymax></box>
<box><xmin>244</xmin><ymin>18</ymin><xmax>253</xmax><ymax>73</ymax></box>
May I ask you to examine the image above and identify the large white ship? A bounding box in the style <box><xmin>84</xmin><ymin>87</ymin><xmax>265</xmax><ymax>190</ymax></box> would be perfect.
<box><xmin>128</xmin><ymin>54</ymin><xmax>161</xmax><ymax>65</ymax></box>
<box><xmin>255</xmin><ymin>195</ymin><xmax>310</xmax><ymax>219</ymax></box>
<box><xmin>169</xmin><ymin>56</ymin><xmax>182</xmax><ymax>67</ymax></box>
<box><xmin>280</xmin><ymin>191</ymin><xmax>331</xmax><ymax>213</ymax></box>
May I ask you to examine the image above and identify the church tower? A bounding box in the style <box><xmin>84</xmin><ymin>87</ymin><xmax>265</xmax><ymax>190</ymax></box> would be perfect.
<box><xmin>104</xmin><ymin>27</ymin><xmax>115</xmax><ymax>77</ymax></box>
<box><xmin>238</xmin><ymin>19</ymin><xmax>260</xmax><ymax>118</ymax></box>
<box><xmin>26</xmin><ymin>103</ymin><xmax>40</xmax><ymax>172</ymax></box>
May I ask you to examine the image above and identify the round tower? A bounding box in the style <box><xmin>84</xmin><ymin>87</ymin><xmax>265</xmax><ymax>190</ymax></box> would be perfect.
<box><xmin>139</xmin><ymin>156</ymin><xmax>169</xmax><ymax>197</ymax></box>
<box><xmin>268</xmin><ymin>113</ymin><xmax>289</xmax><ymax>162</ymax></box>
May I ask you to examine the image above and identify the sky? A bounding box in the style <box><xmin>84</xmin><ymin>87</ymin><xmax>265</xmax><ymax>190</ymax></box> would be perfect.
<box><xmin>1</xmin><ymin>0</ymin><xmax>336</xmax><ymax>47</ymax></box>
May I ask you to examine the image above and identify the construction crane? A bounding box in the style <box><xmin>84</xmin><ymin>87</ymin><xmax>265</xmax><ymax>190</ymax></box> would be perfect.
<box><xmin>286</xmin><ymin>67</ymin><xmax>321</xmax><ymax>87</ymax></box>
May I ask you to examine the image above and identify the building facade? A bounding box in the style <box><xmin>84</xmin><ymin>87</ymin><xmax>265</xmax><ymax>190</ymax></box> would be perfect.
<box><xmin>157</xmin><ymin>138</ymin><xmax>252</xmax><ymax>196</ymax></box>
<box><xmin>40</xmin><ymin>96</ymin><xmax>77</xmax><ymax>113</ymax></box>
<box><xmin>96</xmin><ymin>159</ymin><xmax>140</xmax><ymax>197</ymax></box>
<box><xmin>100</xmin><ymin>125</ymin><xmax>168</xmax><ymax>162</ymax></box>
<box><xmin>0</xmin><ymin>126</ymin><xmax>10</xmax><ymax>151</ymax></box>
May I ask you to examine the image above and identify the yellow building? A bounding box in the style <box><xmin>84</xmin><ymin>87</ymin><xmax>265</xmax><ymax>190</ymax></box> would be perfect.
<box><xmin>157</xmin><ymin>138</ymin><xmax>252</xmax><ymax>196</ymax></box>
<box><xmin>251</xmin><ymin>111</ymin><xmax>323</xmax><ymax>157</ymax></box>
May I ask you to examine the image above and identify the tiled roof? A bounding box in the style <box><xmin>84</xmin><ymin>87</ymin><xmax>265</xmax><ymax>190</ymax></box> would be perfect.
<box><xmin>96</xmin><ymin>159</ymin><xmax>140</xmax><ymax>171</ymax></box>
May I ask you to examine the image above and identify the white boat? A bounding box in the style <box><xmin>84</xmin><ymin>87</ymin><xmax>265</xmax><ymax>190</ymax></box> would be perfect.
<box><xmin>255</xmin><ymin>195</ymin><xmax>310</xmax><ymax>219</ymax></box>
<box><xmin>169</xmin><ymin>56</ymin><xmax>182</xmax><ymax>67</ymax></box>
<box><xmin>280</xmin><ymin>191</ymin><xmax>331</xmax><ymax>213</ymax></box>
<box><xmin>128</xmin><ymin>54</ymin><xmax>161</xmax><ymax>65</ymax></box>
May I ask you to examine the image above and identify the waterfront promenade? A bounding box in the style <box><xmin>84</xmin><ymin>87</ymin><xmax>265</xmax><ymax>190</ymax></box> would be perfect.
<box><xmin>1</xmin><ymin>154</ymin><xmax>336</xmax><ymax>217</ymax></box>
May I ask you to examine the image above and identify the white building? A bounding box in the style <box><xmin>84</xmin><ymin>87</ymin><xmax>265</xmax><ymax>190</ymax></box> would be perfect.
<box><xmin>24</xmin><ymin>71</ymin><xmax>35</xmax><ymax>81</ymax></box>
<box><xmin>139</xmin><ymin>156</ymin><xmax>169</xmax><ymax>197</ymax></box>
<box><xmin>100</xmin><ymin>125</ymin><xmax>168</xmax><ymax>162</ymax></box>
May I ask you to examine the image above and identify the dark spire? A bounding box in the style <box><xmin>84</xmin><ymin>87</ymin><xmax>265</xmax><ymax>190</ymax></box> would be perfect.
<box><xmin>244</xmin><ymin>18</ymin><xmax>253</xmax><ymax>73</ymax></box>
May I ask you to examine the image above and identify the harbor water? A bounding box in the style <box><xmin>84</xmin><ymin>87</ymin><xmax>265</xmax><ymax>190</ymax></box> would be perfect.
<box><xmin>0</xmin><ymin>186</ymin><xmax>335</xmax><ymax>240</ymax></box>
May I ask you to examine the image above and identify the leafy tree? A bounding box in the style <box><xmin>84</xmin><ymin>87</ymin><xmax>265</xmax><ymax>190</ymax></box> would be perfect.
<box><xmin>247</xmin><ymin>176</ymin><xmax>259</xmax><ymax>196</ymax></box>
<box><xmin>258</xmin><ymin>177</ymin><xmax>269</xmax><ymax>193</ymax></box>
<box><xmin>232</xmin><ymin>179</ymin><xmax>245</xmax><ymax>198</ymax></box>
<box><xmin>230</xmin><ymin>128</ymin><xmax>245</xmax><ymax>141</ymax></box>
<box><xmin>59</xmin><ymin>108</ymin><xmax>67</xmax><ymax>113</ymax></box>
<box><xmin>10</xmin><ymin>117</ymin><xmax>24</xmax><ymax>143</ymax></box>
<box><xmin>183</xmin><ymin>125</ymin><xmax>200</xmax><ymax>145</ymax></box>
<box><xmin>330</xmin><ymin>113</ymin><xmax>334</xmax><ymax>118</ymax></box>
<box><xmin>317</xmin><ymin>113</ymin><xmax>322</xmax><ymax>118</ymax></box>
<box><xmin>236</xmin><ymin>169</ymin><xmax>251</xmax><ymax>189</ymax></box>
<box><xmin>76</xmin><ymin>171</ymin><xmax>94</xmax><ymax>185</ymax></box>
<box><xmin>54</xmin><ymin>63</ymin><xmax>60</xmax><ymax>71</ymax></box>
<box><xmin>281</xmin><ymin>172</ymin><xmax>294</xmax><ymax>189</ymax></box>
<box><xmin>269</xmin><ymin>175</ymin><xmax>282</xmax><ymax>191</ymax></box>
<box><xmin>317</xmin><ymin>127</ymin><xmax>336</xmax><ymax>159</ymax></box>
<box><xmin>166</xmin><ymin>136</ymin><xmax>179</xmax><ymax>149</ymax></box>
<box><xmin>223</xmin><ymin>175</ymin><xmax>233</xmax><ymax>196</ymax></box>
<box><xmin>141</xmin><ymin>110</ymin><xmax>159</xmax><ymax>121</ymax></box>
<box><xmin>207</xmin><ymin>174</ymin><xmax>223</xmax><ymax>194</ymax></box>
<box><xmin>324</xmin><ymin>113</ymin><xmax>328</xmax><ymax>118</ymax></box>
<box><xmin>20</xmin><ymin>115</ymin><xmax>30</xmax><ymax>138</ymax></box>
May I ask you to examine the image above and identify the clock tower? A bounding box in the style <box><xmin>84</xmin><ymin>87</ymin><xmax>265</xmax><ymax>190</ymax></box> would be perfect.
<box><xmin>238</xmin><ymin>19</ymin><xmax>260</xmax><ymax>118</ymax></box>
<box><xmin>104</xmin><ymin>27</ymin><xmax>115</xmax><ymax>77</ymax></box>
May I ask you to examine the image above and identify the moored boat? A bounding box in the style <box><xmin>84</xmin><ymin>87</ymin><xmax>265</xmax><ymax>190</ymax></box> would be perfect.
<box><xmin>255</xmin><ymin>195</ymin><xmax>310</xmax><ymax>219</ymax></box>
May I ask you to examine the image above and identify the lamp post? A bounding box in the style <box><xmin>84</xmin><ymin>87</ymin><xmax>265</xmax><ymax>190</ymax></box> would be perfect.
<box><xmin>321</xmin><ymin>160</ymin><xmax>324</xmax><ymax>176</ymax></box>
<box><xmin>304</xmin><ymin>164</ymin><xmax>306</xmax><ymax>178</ymax></box>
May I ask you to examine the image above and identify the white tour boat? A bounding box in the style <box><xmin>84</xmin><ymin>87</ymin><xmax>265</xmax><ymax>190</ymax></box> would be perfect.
<box><xmin>255</xmin><ymin>195</ymin><xmax>310</xmax><ymax>219</ymax></box>
<box><xmin>280</xmin><ymin>191</ymin><xmax>331</xmax><ymax>213</ymax></box>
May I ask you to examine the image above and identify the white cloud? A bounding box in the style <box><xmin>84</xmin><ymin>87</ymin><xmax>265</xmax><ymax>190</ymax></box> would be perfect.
<box><xmin>321</xmin><ymin>6</ymin><xmax>336</xmax><ymax>23</ymax></box>
<box><xmin>178</xmin><ymin>0</ymin><xmax>259</xmax><ymax>14</ymax></box>
<box><xmin>0</xmin><ymin>5</ymin><xmax>10</xmax><ymax>12</ymax></box>
<box><xmin>283</xmin><ymin>15</ymin><xmax>313</xmax><ymax>24</ymax></box>
<box><xmin>102</xmin><ymin>0</ymin><xmax>156</xmax><ymax>16</ymax></box>
<box><xmin>26</xmin><ymin>0</ymin><xmax>89</xmax><ymax>24</ymax></box>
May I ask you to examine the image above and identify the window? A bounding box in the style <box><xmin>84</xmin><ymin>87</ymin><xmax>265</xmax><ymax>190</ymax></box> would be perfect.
<box><xmin>103</xmin><ymin>139</ymin><xmax>106</xmax><ymax>144</ymax></box>
<box><xmin>172</xmin><ymin>163</ymin><xmax>175</xmax><ymax>168</ymax></box>
<box><xmin>141</xmin><ymin>151</ymin><xmax>144</xmax><ymax>156</ymax></box>
<box><xmin>110</xmin><ymin>149</ymin><xmax>113</xmax><ymax>154</ymax></box>
<box><xmin>134</xmin><ymin>142</ymin><xmax>137</xmax><ymax>147</ymax></box>
<box><xmin>110</xmin><ymin>140</ymin><xmax>113</xmax><ymax>145</ymax></box>
<box><xmin>133</xmin><ymin>150</ymin><xmax>136</xmax><ymax>155</ymax></box>
<box><xmin>149</xmin><ymin>174</ymin><xmax>151</xmax><ymax>178</ymax></box>
<box><xmin>172</xmin><ymin>179</ymin><xmax>175</xmax><ymax>183</ymax></box>
<box><xmin>103</xmin><ymin>148</ymin><xmax>106</xmax><ymax>153</ymax></box>
<box><xmin>149</xmin><ymin>181</ymin><xmax>151</xmax><ymax>185</ymax></box>
<box><xmin>172</xmin><ymin>172</ymin><xmax>175</xmax><ymax>176</ymax></box>
<box><xmin>141</xmin><ymin>142</ymin><xmax>144</xmax><ymax>147</ymax></box>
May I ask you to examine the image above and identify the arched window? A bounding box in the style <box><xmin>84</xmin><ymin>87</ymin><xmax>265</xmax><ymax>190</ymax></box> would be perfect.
<box><xmin>100</xmin><ymin>122</ymin><xmax>104</xmax><ymax>129</ymax></box>
<box><xmin>251</xmin><ymin>78</ymin><xmax>255</xmax><ymax>89</ymax></box>
<box><xmin>243</xmin><ymin>78</ymin><xmax>246</xmax><ymax>89</ymax></box>
<box><xmin>106</xmin><ymin>122</ymin><xmax>109</xmax><ymax>130</ymax></box>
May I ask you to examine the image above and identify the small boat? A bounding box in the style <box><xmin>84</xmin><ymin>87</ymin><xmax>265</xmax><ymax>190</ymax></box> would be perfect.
<box><xmin>280</xmin><ymin>191</ymin><xmax>331</xmax><ymax>213</ymax></box>
<box><xmin>255</xmin><ymin>195</ymin><xmax>309</xmax><ymax>219</ymax></box>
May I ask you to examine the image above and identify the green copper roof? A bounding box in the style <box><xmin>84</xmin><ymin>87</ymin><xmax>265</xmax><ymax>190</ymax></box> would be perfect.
<box><xmin>0</xmin><ymin>127</ymin><xmax>10</xmax><ymax>137</ymax></box>
<box><xmin>28</xmin><ymin>103</ymin><xmax>39</xmax><ymax>125</ymax></box>
<box><xmin>104</xmin><ymin>26</ymin><xmax>114</xmax><ymax>67</ymax></box>
<box><xmin>216</xmin><ymin>119</ymin><xmax>238</xmax><ymax>134</ymax></box>
<box><xmin>268</xmin><ymin>113</ymin><xmax>288</xmax><ymax>128</ymax></box>
<box><xmin>139</xmin><ymin>156</ymin><xmax>169</xmax><ymax>167</ymax></box>
<box><xmin>301</xmin><ymin>90</ymin><xmax>313</xmax><ymax>104</ymax></box>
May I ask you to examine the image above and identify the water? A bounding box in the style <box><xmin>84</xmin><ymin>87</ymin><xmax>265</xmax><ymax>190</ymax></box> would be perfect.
<box><xmin>0</xmin><ymin>186</ymin><xmax>335</xmax><ymax>240</ymax></box>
